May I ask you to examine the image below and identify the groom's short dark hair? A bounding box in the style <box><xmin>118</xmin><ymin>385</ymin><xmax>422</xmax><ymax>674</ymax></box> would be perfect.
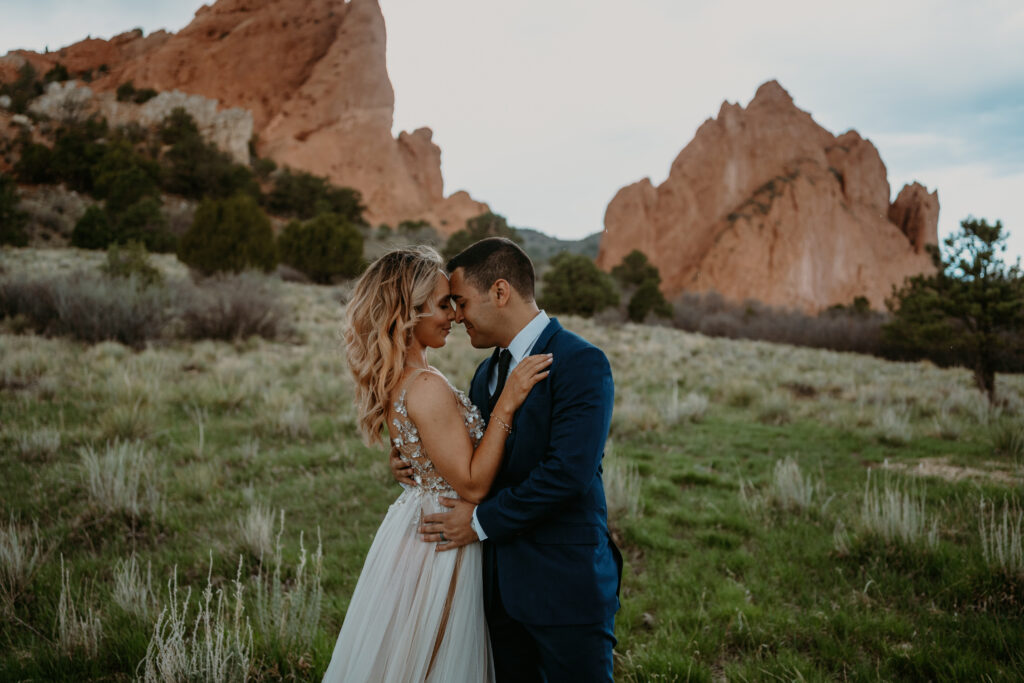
<box><xmin>446</xmin><ymin>237</ymin><xmax>536</xmax><ymax>301</ymax></box>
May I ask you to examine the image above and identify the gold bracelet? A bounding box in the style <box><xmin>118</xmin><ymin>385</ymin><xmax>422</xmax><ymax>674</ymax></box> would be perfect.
<box><xmin>491</xmin><ymin>414</ymin><xmax>512</xmax><ymax>435</ymax></box>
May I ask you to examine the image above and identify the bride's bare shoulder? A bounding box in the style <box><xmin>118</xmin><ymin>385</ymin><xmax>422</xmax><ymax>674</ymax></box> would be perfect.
<box><xmin>403</xmin><ymin>370</ymin><xmax>458</xmax><ymax>417</ymax></box>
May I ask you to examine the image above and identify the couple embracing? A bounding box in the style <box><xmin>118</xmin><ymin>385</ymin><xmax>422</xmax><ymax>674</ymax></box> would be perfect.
<box><xmin>324</xmin><ymin>238</ymin><xmax>622</xmax><ymax>682</ymax></box>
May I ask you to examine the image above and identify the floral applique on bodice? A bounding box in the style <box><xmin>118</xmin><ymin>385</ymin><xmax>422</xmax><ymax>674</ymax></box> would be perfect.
<box><xmin>390</xmin><ymin>370</ymin><xmax>484</xmax><ymax>496</ymax></box>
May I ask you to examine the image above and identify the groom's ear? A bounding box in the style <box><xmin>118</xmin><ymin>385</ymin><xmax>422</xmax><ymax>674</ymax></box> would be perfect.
<box><xmin>491</xmin><ymin>278</ymin><xmax>512</xmax><ymax>307</ymax></box>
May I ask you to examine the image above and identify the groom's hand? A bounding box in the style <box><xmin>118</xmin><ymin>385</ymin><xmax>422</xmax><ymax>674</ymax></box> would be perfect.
<box><xmin>420</xmin><ymin>497</ymin><xmax>478</xmax><ymax>552</ymax></box>
<box><xmin>389</xmin><ymin>447</ymin><xmax>415</xmax><ymax>486</ymax></box>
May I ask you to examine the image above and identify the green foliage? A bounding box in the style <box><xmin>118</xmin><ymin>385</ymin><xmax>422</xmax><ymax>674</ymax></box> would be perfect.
<box><xmin>628</xmin><ymin>279</ymin><xmax>672</xmax><ymax>322</ymax></box>
<box><xmin>50</xmin><ymin>119</ymin><xmax>108</xmax><ymax>193</ymax></box>
<box><xmin>277</xmin><ymin>213</ymin><xmax>364</xmax><ymax>284</ymax></box>
<box><xmin>157</xmin><ymin>108</ymin><xmax>258</xmax><ymax>200</ymax></box>
<box><xmin>43</xmin><ymin>63</ymin><xmax>70</xmax><ymax>83</ymax></box>
<box><xmin>71</xmin><ymin>206</ymin><xmax>114</xmax><ymax>250</ymax></box>
<box><xmin>612</xmin><ymin>249</ymin><xmax>671</xmax><ymax>322</ymax></box>
<box><xmin>100</xmin><ymin>241</ymin><xmax>163</xmax><ymax>287</ymax></box>
<box><xmin>116</xmin><ymin>198</ymin><xmax>175</xmax><ymax>253</ymax></box>
<box><xmin>539</xmin><ymin>252</ymin><xmax>619</xmax><ymax>317</ymax></box>
<box><xmin>178</xmin><ymin>194</ymin><xmax>277</xmax><ymax>275</ymax></box>
<box><xmin>265</xmin><ymin>168</ymin><xmax>365</xmax><ymax>223</ymax></box>
<box><xmin>443</xmin><ymin>211</ymin><xmax>522</xmax><ymax>259</ymax></box>
<box><xmin>885</xmin><ymin>217</ymin><xmax>1024</xmax><ymax>401</ymax></box>
<box><xmin>92</xmin><ymin>140</ymin><xmax>162</xmax><ymax>215</ymax></box>
<box><xmin>253</xmin><ymin>157</ymin><xmax>277</xmax><ymax>181</ymax></box>
<box><xmin>612</xmin><ymin>249</ymin><xmax>661</xmax><ymax>288</ymax></box>
<box><xmin>115</xmin><ymin>81</ymin><xmax>136</xmax><ymax>102</ymax></box>
<box><xmin>0</xmin><ymin>173</ymin><xmax>29</xmax><ymax>246</ymax></box>
<box><xmin>13</xmin><ymin>140</ymin><xmax>55</xmax><ymax>184</ymax></box>
<box><xmin>0</xmin><ymin>63</ymin><xmax>43</xmax><ymax>114</ymax></box>
<box><xmin>158</xmin><ymin>107</ymin><xmax>200</xmax><ymax>146</ymax></box>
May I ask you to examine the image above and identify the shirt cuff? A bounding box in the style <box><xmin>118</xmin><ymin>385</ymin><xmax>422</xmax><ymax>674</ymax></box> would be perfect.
<box><xmin>471</xmin><ymin>507</ymin><xmax>488</xmax><ymax>541</ymax></box>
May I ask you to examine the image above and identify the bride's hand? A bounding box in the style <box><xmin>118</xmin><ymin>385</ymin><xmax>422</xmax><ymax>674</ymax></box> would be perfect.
<box><xmin>493</xmin><ymin>353</ymin><xmax>552</xmax><ymax>419</ymax></box>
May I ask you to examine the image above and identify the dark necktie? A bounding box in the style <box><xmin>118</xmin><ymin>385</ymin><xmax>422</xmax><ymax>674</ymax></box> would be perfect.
<box><xmin>489</xmin><ymin>349</ymin><xmax>512</xmax><ymax>411</ymax></box>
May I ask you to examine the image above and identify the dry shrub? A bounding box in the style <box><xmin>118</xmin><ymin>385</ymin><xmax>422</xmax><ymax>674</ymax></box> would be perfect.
<box><xmin>979</xmin><ymin>496</ymin><xmax>1023</xmax><ymax>575</ymax></box>
<box><xmin>112</xmin><ymin>554</ymin><xmax>158</xmax><ymax>621</ymax></box>
<box><xmin>56</xmin><ymin>556</ymin><xmax>103</xmax><ymax>658</ymax></box>
<box><xmin>671</xmin><ymin>290</ymin><xmax>885</xmax><ymax>354</ymax></box>
<box><xmin>602</xmin><ymin>440</ymin><xmax>644</xmax><ymax>521</ymax></box>
<box><xmin>0</xmin><ymin>270</ymin><xmax>171</xmax><ymax>348</ymax></box>
<box><xmin>140</xmin><ymin>558</ymin><xmax>252</xmax><ymax>682</ymax></box>
<box><xmin>1</xmin><ymin>517</ymin><xmax>42</xmax><ymax>609</ymax></box>
<box><xmin>859</xmin><ymin>470</ymin><xmax>938</xmax><ymax>548</ymax></box>
<box><xmin>79</xmin><ymin>440</ymin><xmax>161</xmax><ymax>520</ymax></box>
<box><xmin>176</xmin><ymin>272</ymin><xmax>291</xmax><ymax>342</ymax></box>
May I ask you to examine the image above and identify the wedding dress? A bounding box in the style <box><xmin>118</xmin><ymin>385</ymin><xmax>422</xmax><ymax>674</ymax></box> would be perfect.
<box><xmin>323</xmin><ymin>370</ymin><xmax>495</xmax><ymax>682</ymax></box>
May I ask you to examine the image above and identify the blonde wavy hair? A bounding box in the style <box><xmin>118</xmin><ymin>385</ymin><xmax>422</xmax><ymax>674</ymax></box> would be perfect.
<box><xmin>344</xmin><ymin>246</ymin><xmax>445</xmax><ymax>444</ymax></box>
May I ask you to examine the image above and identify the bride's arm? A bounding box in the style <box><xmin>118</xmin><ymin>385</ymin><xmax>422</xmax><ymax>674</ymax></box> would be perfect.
<box><xmin>406</xmin><ymin>355</ymin><xmax>552</xmax><ymax>504</ymax></box>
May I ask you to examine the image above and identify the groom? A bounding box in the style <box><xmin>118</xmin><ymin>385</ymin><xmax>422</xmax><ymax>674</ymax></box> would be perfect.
<box><xmin>392</xmin><ymin>237</ymin><xmax>622</xmax><ymax>681</ymax></box>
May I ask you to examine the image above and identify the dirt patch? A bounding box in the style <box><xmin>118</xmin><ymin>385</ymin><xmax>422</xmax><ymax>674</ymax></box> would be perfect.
<box><xmin>879</xmin><ymin>457</ymin><xmax>1023</xmax><ymax>486</ymax></box>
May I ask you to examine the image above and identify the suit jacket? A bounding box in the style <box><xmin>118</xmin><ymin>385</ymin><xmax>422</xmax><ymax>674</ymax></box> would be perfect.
<box><xmin>471</xmin><ymin>318</ymin><xmax>622</xmax><ymax>626</ymax></box>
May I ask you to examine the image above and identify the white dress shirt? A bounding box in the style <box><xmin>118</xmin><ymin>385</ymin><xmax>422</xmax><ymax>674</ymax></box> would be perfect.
<box><xmin>472</xmin><ymin>310</ymin><xmax>550</xmax><ymax>541</ymax></box>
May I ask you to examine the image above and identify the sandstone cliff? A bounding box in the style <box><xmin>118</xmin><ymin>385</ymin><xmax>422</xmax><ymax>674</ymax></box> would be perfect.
<box><xmin>1</xmin><ymin>0</ymin><xmax>486</xmax><ymax>232</ymax></box>
<box><xmin>596</xmin><ymin>81</ymin><xmax>939</xmax><ymax>312</ymax></box>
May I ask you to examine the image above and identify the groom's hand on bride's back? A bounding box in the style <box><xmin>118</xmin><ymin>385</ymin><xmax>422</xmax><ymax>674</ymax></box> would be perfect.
<box><xmin>389</xmin><ymin>447</ymin><xmax>415</xmax><ymax>486</ymax></box>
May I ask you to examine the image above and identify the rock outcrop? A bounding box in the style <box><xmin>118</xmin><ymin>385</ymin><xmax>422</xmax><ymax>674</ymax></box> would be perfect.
<box><xmin>27</xmin><ymin>81</ymin><xmax>253</xmax><ymax>163</ymax></box>
<box><xmin>596</xmin><ymin>81</ymin><xmax>939</xmax><ymax>312</ymax></box>
<box><xmin>1</xmin><ymin>0</ymin><xmax>486</xmax><ymax>233</ymax></box>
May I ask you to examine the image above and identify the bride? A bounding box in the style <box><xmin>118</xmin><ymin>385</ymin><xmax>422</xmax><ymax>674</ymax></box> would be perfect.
<box><xmin>323</xmin><ymin>246</ymin><xmax>551</xmax><ymax>682</ymax></box>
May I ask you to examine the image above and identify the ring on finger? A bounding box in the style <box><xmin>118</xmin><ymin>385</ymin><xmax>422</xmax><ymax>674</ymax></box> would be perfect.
<box><xmin>439</xmin><ymin>532</ymin><xmax>446</xmax><ymax>542</ymax></box>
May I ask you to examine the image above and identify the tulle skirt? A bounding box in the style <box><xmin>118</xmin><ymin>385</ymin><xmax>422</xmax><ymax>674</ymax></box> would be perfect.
<box><xmin>323</xmin><ymin>487</ymin><xmax>494</xmax><ymax>682</ymax></box>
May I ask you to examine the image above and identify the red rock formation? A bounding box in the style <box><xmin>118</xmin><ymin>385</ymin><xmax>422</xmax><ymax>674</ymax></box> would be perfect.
<box><xmin>0</xmin><ymin>0</ymin><xmax>486</xmax><ymax>233</ymax></box>
<box><xmin>596</xmin><ymin>81</ymin><xmax>939</xmax><ymax>313</ymax></box>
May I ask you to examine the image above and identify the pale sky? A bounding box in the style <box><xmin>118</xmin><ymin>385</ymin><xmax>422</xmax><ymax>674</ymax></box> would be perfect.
<box><xmin>2</xmin><ymin>0</ymin><xmax>1023</xmax><ymax>261</ymax></box>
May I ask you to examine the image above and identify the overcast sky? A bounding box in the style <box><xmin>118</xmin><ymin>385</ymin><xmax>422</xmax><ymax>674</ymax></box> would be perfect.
<box><xmin>2</xmin><ymin>0</ymin><xmax>1023</xmax><ymax>259</ymax></box>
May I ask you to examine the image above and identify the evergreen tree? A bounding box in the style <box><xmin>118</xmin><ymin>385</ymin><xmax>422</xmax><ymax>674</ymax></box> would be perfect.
<box><xmin>278</xmin><ymin>213</ymin><xmax>364</xmax><ymax>283</ymax></box>
<box><xmin>611</xmin><ymin>249</ymin><xmax>672</xmax><ymax>322</ymax></box>
<box><xmin>443</xmin><ymin>212</ymin><xmax>522</xmax><ymax>260</ymax></box>
<box><xmin>884</xmin><ymin>217</ymin><xmax>1024</xmax><ymax>401</ymax></box>
<box><xmin>178</xmin><ymin>194</ymin><xmax>277</xmax><ymax>275</ymax></box>
<box><xmin>539</xmin><ymin>252</ymin><xmax>618</xmax><ymax>317</ymax></box>
<box><xmin>0</xmin><ymin>173</ymin><xmax>29</xmax><ymax>246</ymax></box>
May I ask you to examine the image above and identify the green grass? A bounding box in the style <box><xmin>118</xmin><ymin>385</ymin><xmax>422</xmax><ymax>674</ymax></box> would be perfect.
<box><xmin>2</xmin><ymin>247</ymin><xmax>1024</xmax><ymax>680</ymax></box>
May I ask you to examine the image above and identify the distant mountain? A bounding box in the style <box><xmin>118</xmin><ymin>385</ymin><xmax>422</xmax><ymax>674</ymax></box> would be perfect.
<box><xmin>517</xmin><ymin>228</ymin><xmax>602</xmax><ymax>266</ymax></box>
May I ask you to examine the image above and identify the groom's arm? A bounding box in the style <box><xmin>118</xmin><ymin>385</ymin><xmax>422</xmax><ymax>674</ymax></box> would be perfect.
<box><xmin>474</xmin><ymin>345</ymin><xmax>614</xmax><ymax>541</ymax></box>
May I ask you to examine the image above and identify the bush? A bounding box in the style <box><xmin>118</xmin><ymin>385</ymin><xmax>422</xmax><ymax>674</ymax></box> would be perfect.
<box><xmin>265</xmin><ymin>168</ymin><xmax>364</xmax><ymax>223</ymax></box>
<box><xmin>277</xmin><ymin>213</ymin><xmax>363</xmax><ymax>283</ymax></box>
<box><xmin>116</xmin><ymin>81</ymin><xmax>137</xmax><ymax>102</ymax></box>
<box><xmin>92</xmin><ymin>140</ymin><xmax>162</xmax><ymax>215</ymax></box>
<box><xmin>539</xmin><ymin>252</ymin><xmax>619</xmax><ymax>317</ymax></box>
<box><xmin>0</xmin><ymin>270</ymin><xmax>172</xmax><ymax>348</ymax></box>
<box><xmin>116</xmin><ymin>198</ymin><xmax>176</xmax><ymax>253</ymax></box>
<box><xmin>13</xmin><ymin>141</ymin><xmax>55</xmax><ymax>184</ymax></box>
<box><xmin>159</xmin><ymin>109</ymin><xmax>258</xmax><ymax>200</ymax></box>
<box><xmin>628</xmin><ymin>279</ymin><xmax>672</xmax><ymax>322</ymax></box>
<box><xmin>178</xmin><ymin>194</ymin><xmax>277</xmax><ymax>275</ymax></box>
<box><xmin>0</xmin><ymin>173</ymin><xmax>29</xmax><ymax>246</ymax></box>
<box><xmin>50</xmin><ymin>119</ymin><xmax>108</xmax><ymax>192</ymax></box>
<box><xmin>176</xmin><ymin>272</ymin><xmax>291</xmax><ymax>341</ymax></box>
<box><xmin>612</xmin><ymin>249</ymin><xmax>661</xmax><ymax>288</ymax></box>
<box><xmin>71</xmin><ymin>206</ymin><xmax>116</xmax><ymax>250</ymax></box>
<box><xmin>43</xmin><ymin>63</ymin><xmax>70</xmax><ymax>83</ymax></box>
<box><xmin>0</xmin><ymin>63</ymin><xmax>43</xmax><ymax>114</ymax></box>
<box><xmin>443</xmin><ymin>211</ymin><xmax>521</xmax><ymax>260</ymax></box>
<box><xmin>671</xmin><ymin>290</ymin><xmax>886</xmax><ymax>355</ymax></box>
<box><xmin>100</xmin><ymin>241</ymin><xmax>163</xmax><ymax>287</ymax></box>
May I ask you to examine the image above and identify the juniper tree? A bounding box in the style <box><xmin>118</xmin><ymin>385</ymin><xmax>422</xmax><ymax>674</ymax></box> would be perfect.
<box><xmin>884</xmin><ymin>217</ymin><xmax>1024</xmax><ymax>402</ymax></box>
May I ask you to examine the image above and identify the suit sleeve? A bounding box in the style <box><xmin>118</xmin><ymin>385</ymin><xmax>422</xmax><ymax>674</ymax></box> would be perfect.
<box><xmin>475</xmin><ymin>345</ymin><xmax>614</xmax><ymax>541</ymax></box>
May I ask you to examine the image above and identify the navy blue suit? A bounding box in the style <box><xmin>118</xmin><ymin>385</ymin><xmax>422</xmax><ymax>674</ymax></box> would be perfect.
<box><xmin>470</xmin><ymin>318</ymin><xmax>622</xmax><ymax>681</ymax></box>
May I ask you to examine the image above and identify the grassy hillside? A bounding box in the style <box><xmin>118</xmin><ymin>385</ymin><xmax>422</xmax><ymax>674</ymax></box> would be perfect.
<box><xmin>1</xmin><ymin>247</ymin><xmax>1022</xmax><ymax>681</ymax></box>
